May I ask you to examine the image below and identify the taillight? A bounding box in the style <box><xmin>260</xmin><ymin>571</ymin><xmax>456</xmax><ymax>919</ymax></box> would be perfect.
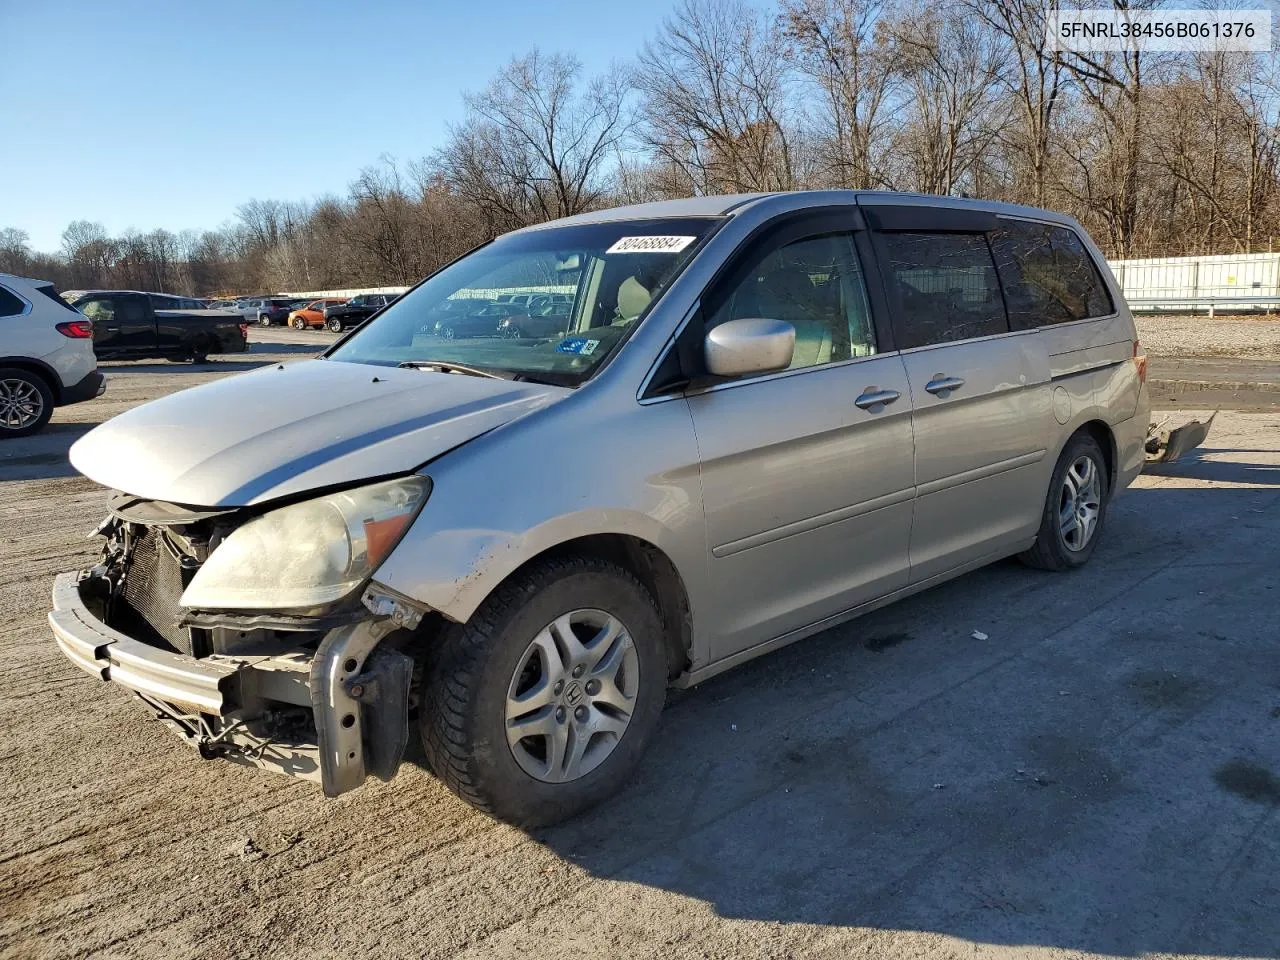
<box><xmin>239</xmin><ymin>323</ymin><xmax>249</xmax><ymax>338</ymax></box>
<box><xmin>1133</xmin><ymin>340</ymin><xmax>1147</xmax><ymax>384</ymax></box>
<box><xmin>56</xmin><ymin>320</ymin><xmax>94</xmax><ymax>338</ymax></box>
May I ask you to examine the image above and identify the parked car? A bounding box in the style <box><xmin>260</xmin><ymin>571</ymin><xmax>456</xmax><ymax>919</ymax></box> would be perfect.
<box><xmin>72</xmin><ymin>290</ymin><xmax>249</xmax><ymax>362</ymax></box>
<box><xmin>54</xmin><ymin>191</ymin><xmax>1176</xmax><ymax>828</ymax></box>
<box><xmin>431</xmin><ymin>302</ymin><xmax>522</xmax><ymax>339</ymax></box>
<box><xmin>498</xmin><ymin>301</ymin><xmax>573</xmax><ymax>339</ymax></box>
<box><xmin>287</xmin><ymin>298</ymin><xmax>348</xmax><ymax>329</ymax></box>
<box><xmin>240</xmin><ymin>297</ymin><xmax>298</xmax><ymax>326</ymax></box>
<box><xmin>322</xmin><ymin>293</ymin><xmax>399</xmax><ymax>332</ymax></box>
<box><xmin>0</xmin><ymin>274</ymin><xmax>104</xmax><ymax>437</ymax></box>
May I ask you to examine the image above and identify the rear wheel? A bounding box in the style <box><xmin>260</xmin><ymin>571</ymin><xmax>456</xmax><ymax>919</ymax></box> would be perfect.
<box><xmin>419</xmin><ymin>556</ymin><xmax>666</xmax><ymax>826</ymax></box>
<box><xmin>327</xmin><ymin>317</ymin><xmax>344</xmax><ymax>332</ymax></box>
<box><xmin>441</xmin><ymin>325</ymin><xmax>456</xmax><ymax>340</ymax></box>
<box><xmin>259</xmin><ymin>314</ymin><xmax>272</xmax><ymax>326</ymax></box>
<box><xmin>1019</xmin><ymin>432</ymin><xmax>1109</xmax><ymax>571</ymax></box>
<box><xmin>0</xmin><ymin>368</ymin><xmax>54</xmax><ymax>439</ymax></box>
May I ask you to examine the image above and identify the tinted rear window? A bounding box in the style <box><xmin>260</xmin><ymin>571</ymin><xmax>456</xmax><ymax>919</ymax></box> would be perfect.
<box><xmin>993</xmin><ymin>220</ymin><xmax>1114</xmax><ymax>328</ymax></box>
<box><xmin>879</xmin><ymin>232</ymin><xmax>1008</xmax><ymax>349</ymax></box>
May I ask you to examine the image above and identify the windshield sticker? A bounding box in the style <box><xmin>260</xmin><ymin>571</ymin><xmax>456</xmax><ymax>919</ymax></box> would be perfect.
<box><xmin>606</xmin><ymin>235</ymin><xmax>697</xmax><ymax>255</ymax></box>
<box><xmin>556</xmin><ymin>337</ymin><xmax>603</xmax><ymax>356</ymax></box>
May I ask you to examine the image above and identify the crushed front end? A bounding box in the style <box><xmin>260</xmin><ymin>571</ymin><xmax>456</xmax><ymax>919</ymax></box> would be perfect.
<box><xmin>50</xmin><ymin>489</ymin><xmax>430</xmax><ymax>797</ymax></box>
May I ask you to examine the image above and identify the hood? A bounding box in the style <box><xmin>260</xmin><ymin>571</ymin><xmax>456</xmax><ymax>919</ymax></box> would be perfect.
<box><xmin>70</xmin><ymin>359</ymin><xmax>568</xmax><ymax>506</ymax></box>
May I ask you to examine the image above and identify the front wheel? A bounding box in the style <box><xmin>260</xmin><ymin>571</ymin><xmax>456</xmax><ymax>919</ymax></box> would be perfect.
<box><xmin>327</xmin><ymin>317</ymin><xmax>344</xmax><ymax>332</ymax></box>
<box><xmin>440</xmin><ymin>324</ymin><xmax>456</xmax><ymax>340</ymax></box>
<box><xmin>1019</xmin><ymin>432</ymin><xmax>1109</xmax><ymax>571</ymax></box>
<box><xmin>259</xmin><ymin>314</ymin><xmax>272</xmax><ymax>326</ymax></box>
<box><xmin>292</xmin><ymin>316</ymin><xmax>306</xmax><ymax>330</ymax></box>
<box><xmin>420</xmin><ymin>556</ymin><xmax>667</xmax><ymax>826</ymax></box>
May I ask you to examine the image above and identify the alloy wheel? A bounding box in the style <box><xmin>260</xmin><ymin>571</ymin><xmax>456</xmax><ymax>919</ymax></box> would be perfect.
<box><xmin>505</xmin><ymin>609</ymin><xmax>639</xmax><ymax>784</ymax></box>
<box><xmin>0</xmin><ymin>377</ymin><xmax>44</xmax><ymax>431</ymax></box>
<box><xmin>1059</xmin><ymin>455</ymin><xmax>1102</xmax><ymax>551</ymax></box>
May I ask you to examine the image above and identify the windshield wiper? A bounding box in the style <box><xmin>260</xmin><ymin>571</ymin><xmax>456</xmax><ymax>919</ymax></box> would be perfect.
<box><xmin>397</xmin><ymin>360</ymin><xmax>512</xmax><ymax>380</ymax></box>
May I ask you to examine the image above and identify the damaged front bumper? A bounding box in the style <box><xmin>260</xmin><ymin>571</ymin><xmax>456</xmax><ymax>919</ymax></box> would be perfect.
<box><xmin>49</xmin><ymin>571</ymin><xmax>419</xmax><ymax>797</ymax></box>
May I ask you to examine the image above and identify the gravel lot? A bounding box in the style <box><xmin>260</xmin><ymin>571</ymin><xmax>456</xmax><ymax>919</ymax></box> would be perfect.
<box><xmin>1136</xmin><ymin>313</ymin><xmax>1280</xmax><ymax>359</ymax></box>
<box><xmin>2</xmin><ymin>333</ymin><xmax>1279</xmax><ymax>960</ymax></box>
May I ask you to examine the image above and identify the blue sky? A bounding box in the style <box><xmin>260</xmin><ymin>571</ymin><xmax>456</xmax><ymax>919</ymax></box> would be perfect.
<box><xmin>1</xmin><ymin>0</ymin><xmax>678</xmax><ymax>252</ymax></box>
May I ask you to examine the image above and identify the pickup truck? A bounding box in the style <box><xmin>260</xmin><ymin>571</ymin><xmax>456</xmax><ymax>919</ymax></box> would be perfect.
<box><xmin>71</xmin><ymin>291</ymin><xmax>249</xmax><ymax>362</ymax></box>
<box><xmin>321</xmin><ymin>293</ymin><xmax>399</xmax><ymax>332</ymax></box>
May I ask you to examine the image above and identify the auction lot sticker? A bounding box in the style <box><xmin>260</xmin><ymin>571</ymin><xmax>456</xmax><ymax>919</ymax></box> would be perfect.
<box><xmin>606</xmin><ymin>236</ymin><xmax>697</xmax><ymax>254</ymax></box>
<box><xmin>1047</xmin><ymin>9</ymin><xmax>1272</xmax><ymax>52</ymax></box>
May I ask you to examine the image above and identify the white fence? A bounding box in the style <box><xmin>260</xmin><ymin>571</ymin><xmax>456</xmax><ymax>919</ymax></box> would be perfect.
<box><xmin>1108</xmin><ymin>252</ymin><xmax>1280</xmax><ymax>313</ymax></box>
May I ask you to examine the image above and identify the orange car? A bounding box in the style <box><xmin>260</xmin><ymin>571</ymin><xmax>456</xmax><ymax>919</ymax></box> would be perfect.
<box><xmin>288</xmin><ymin>299</ymin><xmax>347</xmax><ymax>329</ymax></box>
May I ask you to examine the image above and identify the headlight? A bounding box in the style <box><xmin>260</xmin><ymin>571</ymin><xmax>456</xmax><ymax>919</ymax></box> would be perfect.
<box><xmin>180</xmin><ymin>476</ymin><xmax>430</xmax><ymax>611</ymax></box>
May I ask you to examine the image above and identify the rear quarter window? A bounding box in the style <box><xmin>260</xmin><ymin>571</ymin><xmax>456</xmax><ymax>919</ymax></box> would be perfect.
<box><xmin>992</xmin><ymin>220</ymin><xmax>1114</xmax><ymax>329</ymax></box>
<box><xmin>0</xmin><ymin>285</ymin><xmax>28</xmax><ymax>317</ymax></box>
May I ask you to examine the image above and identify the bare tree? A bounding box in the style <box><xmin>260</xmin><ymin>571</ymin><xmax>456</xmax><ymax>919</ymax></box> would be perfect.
<box><xmin>637</xmin><ymin>0</ymin><xmax>798</xmax><ymax>194</ymax></box>
<box><xmin>886</xmin><ymin>4</ymin><xmax>1009</xmax><ymax>195</ymax></box>
<box><xmin>963</xmin><ymin>0</ymin><xmax>1064</xmax><ymax>206</ymax></box>
<box><xmin>434</xmin><ymin>50</ymin><xmax>628</xmax><ymax>232</ymax></box>
<box><xmin>781</xmin><ymin>0</ymin><xmax>897</xmax><ymax>189</ymax></box>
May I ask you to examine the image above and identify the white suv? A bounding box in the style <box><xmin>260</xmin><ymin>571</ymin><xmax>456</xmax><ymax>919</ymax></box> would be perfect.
<box><xmin>0</xmin><ymin>274</ymin><xmax>104</xmax><ymax>438</ymax></box>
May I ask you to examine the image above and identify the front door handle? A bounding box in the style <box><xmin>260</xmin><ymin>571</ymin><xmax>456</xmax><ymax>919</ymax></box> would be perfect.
<box><xmin>854</xmin><ymin>387</ymin><xmax>901</xmax><ymax>411</ymax></box>
<box><xmin>925</xmin><ymin>375</ymin><xmax>965</xmax><ymax>397</ymax></box>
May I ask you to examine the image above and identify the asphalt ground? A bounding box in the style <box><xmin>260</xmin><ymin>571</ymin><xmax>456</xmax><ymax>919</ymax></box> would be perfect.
<box><xmin>1</xmin><ymin>329</ymin><xmax>1277</xmax><ymax>960</ymax></box>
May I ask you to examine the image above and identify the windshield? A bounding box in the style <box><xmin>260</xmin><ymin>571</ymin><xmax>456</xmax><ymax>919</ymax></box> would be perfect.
<box><xmin>327</xmin><ymin>217</ymin><xmax>719</xmax><ymax>384</ymax></box>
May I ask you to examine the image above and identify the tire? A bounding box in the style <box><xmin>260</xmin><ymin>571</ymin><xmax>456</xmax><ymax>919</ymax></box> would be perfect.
<box><xmin>190</xmin><ymin>353</ymin><xmax>208</xmax><ymax>364</ymax></box>
<box><xmin>259</xmin><ymin>314</ymin><xmax>272</xmax><ymax>326</ymax></box>
<box><xmin>420</xmin><ymin>556</ymin><xmax>667</xmax><ymax>826</ymax></box>
<box><xmin>327</xmin><ymin>317</ymin><xmax>344</xmax><ymax>333</ymax></box>
<box><xmin>1019</xmin><ymin>432</ymin><xmax>1110</xmax><ymax>571</ymax></box>
<box><xmin>0</xmin><ymin>367</ymin><xmax>55</xmax><ymax>439</ymax></box>
<box><xmin>292</xmin><ymin>316</ymin><xmax>306</xmax><ymax>330</ymax></box>
<box><xmin>502</xmin><ymin>326</ymin><xmax>522</xmax><ymax>339</ymax></box>
<box><xmin>441</xmin><ymin>325</ymin><xmax>455</xmax><ymax>340</ymax></box>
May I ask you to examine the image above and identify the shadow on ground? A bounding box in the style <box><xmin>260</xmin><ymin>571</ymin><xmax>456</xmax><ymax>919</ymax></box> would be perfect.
<box><xmin>0</xmin><ymin>422</ymin><xmax>101</xmax><ymax>481</ymax></box>
<box><xmin>512</xmin><ymin>481</ymin><xmax>1280</xmax><ymax>956</ymax></box>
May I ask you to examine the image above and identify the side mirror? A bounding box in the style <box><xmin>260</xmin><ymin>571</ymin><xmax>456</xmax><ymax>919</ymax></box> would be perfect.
<box><xmin>704</xmin><ymin>318</ymin><xmax>795</xmax><ymax>377</ymax></box>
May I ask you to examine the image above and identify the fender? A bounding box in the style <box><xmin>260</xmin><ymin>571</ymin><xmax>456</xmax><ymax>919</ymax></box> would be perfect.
<box><xmin>0</xmin><ymin>355</ymin><xmax>62</xmax><ymax>402</ymax></box>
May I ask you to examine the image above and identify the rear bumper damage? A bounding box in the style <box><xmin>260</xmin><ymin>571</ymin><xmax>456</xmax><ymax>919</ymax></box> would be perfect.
<box><xmin>1146</xmin><ymin>412</ymin><xmax>1216</xmax><ymax>464</ymax></box>
<box><xmin>50</xmin><ymin>570</ymin><xmax>419</xmax><ymax>796</ymax></box>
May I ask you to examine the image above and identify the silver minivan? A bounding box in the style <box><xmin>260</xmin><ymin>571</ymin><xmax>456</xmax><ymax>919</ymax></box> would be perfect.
<box><xmin>51</xmin><ymin>192</ymin><xmax>1150</xmax><ymax>825</ymax></box>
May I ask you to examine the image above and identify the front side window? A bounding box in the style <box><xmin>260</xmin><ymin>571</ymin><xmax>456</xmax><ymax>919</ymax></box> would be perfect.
<box><xmin>706</xmin><ymin>232</ymin><xmax>876</xmax><ymax>370</ymax></box>
<box><xmin>879</xmin><ymin>232</ymin><xmax>1007</xmax><ymax>349</ymax></box>
<box><xmin>993</xmin><ymin>220</ymin><xmax>1115</xmax><ymax>328</ymax></box>
<box><xmin>328</xmin><ymin>217</ymin><xmax>719</xmax><ymax>385</ymax></box>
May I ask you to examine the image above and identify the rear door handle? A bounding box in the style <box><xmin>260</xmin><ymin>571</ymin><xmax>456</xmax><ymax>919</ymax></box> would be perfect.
<box><xmin>854</xmin><ymin>387</ymin><xmax>901</xmax><ymax>411</ymax></box>
<box><xmin>925</xmin><ymin>375</ymin><xmax>965</xmax><ymax>397</ymax></box>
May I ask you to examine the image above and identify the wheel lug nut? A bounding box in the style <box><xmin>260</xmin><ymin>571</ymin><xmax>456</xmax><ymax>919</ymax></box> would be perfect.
<box><xmin>574</xmin><ymin>705</ymin><xmax>588</xmax><ymax>722</ymax></box>
<box><xmin>585</xmin><ymin>679</ymin><xmax>601</xmax><ymax>696</ymax></box>
<box><xmin>553</xmin><ymin>680</ymin><xmax>564</xmax><ymax>695</ymax></box>
<box><xmin>555</xmin><ymin>707</ymin><xmax>566</xmax><ymax>723</ymax></box>
<box><xmin>571</xmin><ymin>665</ymin><xmax>584</xmax><ymax>679</ymax></box>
